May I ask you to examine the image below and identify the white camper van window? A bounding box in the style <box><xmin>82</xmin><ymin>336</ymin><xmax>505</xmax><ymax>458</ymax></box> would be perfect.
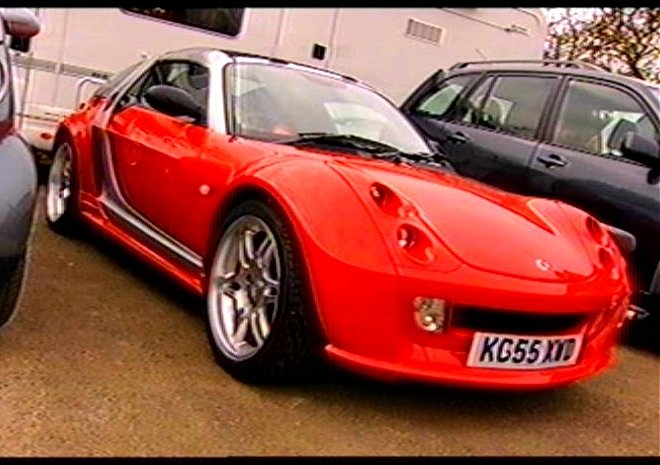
<box><xmin>123</xmin><ymin>8</ymin><xmax>244</xmax><ymax>37</ymax></box>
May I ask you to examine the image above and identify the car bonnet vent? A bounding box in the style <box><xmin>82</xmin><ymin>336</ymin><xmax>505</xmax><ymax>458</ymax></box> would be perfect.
<box><xmin>405</xmin><ymin>19</ymin><xmax>443</xmax><ymax>45</ymax></box>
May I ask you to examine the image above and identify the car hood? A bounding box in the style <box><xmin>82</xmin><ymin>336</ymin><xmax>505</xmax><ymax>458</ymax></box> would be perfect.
<box><xmin>327</xmin><ymin>157</ymin><xmax>596</xmax><ymax>282</ymax></box>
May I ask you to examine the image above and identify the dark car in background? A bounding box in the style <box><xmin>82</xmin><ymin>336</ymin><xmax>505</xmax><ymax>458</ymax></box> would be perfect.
<box><xmin>0</xmin><ymin>9</ymin><xmax>40</xmax><ymax>328</ymax></box>
<box><xmin>401</xmin><ymin>60</ymin><xmax>660</xmax><ymax>346</ymax></box>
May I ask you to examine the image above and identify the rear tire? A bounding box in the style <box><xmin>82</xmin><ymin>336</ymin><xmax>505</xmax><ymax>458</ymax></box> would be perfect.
<box><xmin>0</xmin><ymin>256</ymin><xmax>27</xmax><ymax>329</ymax></box>
<box><xmin>45</xmin><ymin>140</ymin><xmax>79</xmax><ymax>237</ymax></box>
<box><xmin>205</xmin><ymin>200</ymin><xmax>315</xmax><ymax>384</ymax></box>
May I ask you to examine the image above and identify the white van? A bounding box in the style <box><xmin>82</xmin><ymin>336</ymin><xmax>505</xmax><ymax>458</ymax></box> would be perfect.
<box><xmin>10</xmin><ymin>8</ymin><xmax>547</xmax><ymax>154</ymax></box>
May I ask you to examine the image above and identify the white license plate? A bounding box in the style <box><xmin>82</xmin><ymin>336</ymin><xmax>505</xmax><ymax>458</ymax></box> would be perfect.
<box><xmin>466</xmin><ymin>332</ymin><xmax>583</xmax><ymax>370</ymax></box>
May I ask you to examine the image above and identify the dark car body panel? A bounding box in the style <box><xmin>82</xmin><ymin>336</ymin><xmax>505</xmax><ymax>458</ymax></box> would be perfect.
<box><xmin>0</xmin><ymin>132</ymin><xmax>37</xmax><ymax>257</ymax></box>
<box><xmin>0</xmin><ymin>13</ymin><xmax>37</xmax><ymax>259</ymax></box>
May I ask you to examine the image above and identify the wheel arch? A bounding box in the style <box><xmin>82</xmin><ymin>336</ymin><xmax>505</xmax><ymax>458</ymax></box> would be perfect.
<box><xmin>204</xmin><ymin>180</ymin><xmax>330</xmax><ymax>348</ymax></box>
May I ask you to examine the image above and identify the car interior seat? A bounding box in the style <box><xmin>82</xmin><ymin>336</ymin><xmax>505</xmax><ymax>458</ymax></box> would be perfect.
<box><xmin>186</xmin><ymin>72</ymin><xmax>210</xmax><ymax>111</ymax></box>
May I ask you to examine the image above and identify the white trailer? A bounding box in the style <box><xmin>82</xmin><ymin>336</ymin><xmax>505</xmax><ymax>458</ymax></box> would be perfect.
<box><xmin>10</xmin><ymin>8</ymin><xmax>547</xmax><ymax>154</ymax></box>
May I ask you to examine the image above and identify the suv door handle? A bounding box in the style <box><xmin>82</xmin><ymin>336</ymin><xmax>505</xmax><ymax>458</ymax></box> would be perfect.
<box><xmin>446</xmin><ymin>131</ymin><xmax>470</xmax><ymax>144</ymax></box>
<box><xmin>537</xmin><ymin>153</ymin><xmax>568</xmax><ymax>168</ymax></box>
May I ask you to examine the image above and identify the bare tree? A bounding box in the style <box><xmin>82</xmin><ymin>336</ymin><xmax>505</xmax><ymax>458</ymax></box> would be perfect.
<box><xmin>545</xmin><ymin>8</ymin><xmax>660</xmax><ymax>83</ymax></box>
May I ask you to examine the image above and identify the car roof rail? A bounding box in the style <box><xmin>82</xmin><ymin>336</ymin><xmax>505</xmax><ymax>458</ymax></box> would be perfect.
<box><xmin>449</xmin><ymin>60</ymin><xmax>603</xmax><ymax>71</ymax></box>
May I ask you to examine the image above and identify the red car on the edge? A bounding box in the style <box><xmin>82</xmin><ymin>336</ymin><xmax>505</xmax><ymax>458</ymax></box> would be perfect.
<box><xmin>45</xmin><ymin>48</ymin><xmax>631</xmax><ymax>390</ymax></box>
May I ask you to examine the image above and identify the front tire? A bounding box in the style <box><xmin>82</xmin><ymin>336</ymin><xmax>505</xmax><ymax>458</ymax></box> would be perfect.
<box><xmin>205</xmin><ymin>200</ymin><xmax>314</xmax><ymax>383</ymax></box>
<box><xmin>0</xmin><ymin>256</ymin><xmax>27</xmax><ymax>329</ymax></box>
<box><xmin>45</xmin><ymin>141</ymin><xmax>79</xmax><ymax>236</ymax></box>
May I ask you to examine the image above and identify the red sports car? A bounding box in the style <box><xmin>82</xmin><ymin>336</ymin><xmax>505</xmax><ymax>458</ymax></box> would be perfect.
<box><xmin>45</xmin><ymin>48</ymin><xmax>631</xmax><ymax>390</ymax></box>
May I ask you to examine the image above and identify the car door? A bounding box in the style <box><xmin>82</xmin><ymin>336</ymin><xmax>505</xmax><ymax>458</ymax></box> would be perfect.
<box><xmin>404</xmin><ymin>72</ymin><xmax>482</xmax><ymax>173</ymax></box>
<box><xmin>528</xmin><ymin>77</ymin><xmax>660</xmax><ymax>289</ymax></box>
<box><xmin>406</xmin><ymin>72</ymin><xmax>560</xmax><ymax>193</ymax></box>
<box><xmin>104</xmin><ymin>60</ymin><xmax>211</xmax><ymax>247</ymax></box>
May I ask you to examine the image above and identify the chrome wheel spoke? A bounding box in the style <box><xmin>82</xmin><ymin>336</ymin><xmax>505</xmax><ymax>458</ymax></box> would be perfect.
<box><xmin>257</xmin><ymin>306</ymin><xmax>271</xmax><ymax>340</ymax></box>
<box><xmin>208</xmin><ymin>214</ymin><xmax>282</xmax><ymax>361</ymax></box>
<box><xmin>262</xmin><ymin>282</ymin><xmax>279</xmax><ymax>304</ymax></box>
<box><xmin>231</xmin><ymin>315</ymin><xmax>249</xmax><ymax>346</ymax></box>
<box><xmin>255</xmin><ymin>236</ymin><xmax>276</xmax><ymax>267</ymax></box>
<box><xmin>238</xmin><ymin>228</ymin><xmax>256</xmax><ymax>268</ymax></box>
<box><xmin>216</xmin><ymin>271</ymin><xmax>237</xmax><ymax>290</ymax></box>
<box><xmin>46</xmin><ymin>144</ymin><xmax>73</xmax><ymax>223</ymax></box>
<box><xmin>250</xmin><ymin>309</ymin><xmax>269</xmax><ymax>347</ymax></box>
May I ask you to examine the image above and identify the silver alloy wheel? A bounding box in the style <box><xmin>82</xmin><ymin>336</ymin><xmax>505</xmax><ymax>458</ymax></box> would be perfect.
<box><xmin>208</xmin><ymin>215</ymin><xmax>282</xmax><ymax>361</ymax></box>
<box><xmin>46</xmin><ymin>143</ymin><xmax>73</xmax><ymax>223</ymax></box>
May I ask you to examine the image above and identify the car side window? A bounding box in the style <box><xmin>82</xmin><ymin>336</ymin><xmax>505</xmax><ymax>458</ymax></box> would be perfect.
<box><xmin>119</xmin><ymin>61</ymin><xmax>210</xmax><ymax>117</ymax></box>
<box><xmin>552</xmin><ymin>80</ymin><xmax>659</xmax><ymax>160</ymax></box>
<box><xmin>467</xmin><ymin>76</ymin><xmax>556</xmax><ymax>139</ymax></box>
<box><xmin>455</xmin><ymin>76</ymin><xmax>495</xmax><ymax>125</ymax></box>
<box><xmin>413</xmin><ymin>74</ymin><xmax>477</xmax><ymax>119</ymax></box>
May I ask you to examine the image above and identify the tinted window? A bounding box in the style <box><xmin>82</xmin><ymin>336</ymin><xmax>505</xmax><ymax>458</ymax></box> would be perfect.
<box><xmin>553</xmin><ymin>80</ymin><xmax>659</xmax><ymax>158</ymax></box>
<box><xmin>123</xmin><ymin>8</ymin><xmax>244</xmax><ymax>37</ymax></box>
<box><xmin>456</xmin><ymin>76</ymin><xmax>495</xmax><ymax>125</ymax></box>
<box><xmin>475</xmin><ymin>76</ymin><xmax>555</xmax><ymax>139</ymax></box>
<box><xmin>120</xmin><ymin>61</ymin><xmax>209</xmax><ymax>116</ymax></box>
<box><xmin>414</xmin><ymin>74</ymin><xmax>476</xmax><ymax>119</ymax></box>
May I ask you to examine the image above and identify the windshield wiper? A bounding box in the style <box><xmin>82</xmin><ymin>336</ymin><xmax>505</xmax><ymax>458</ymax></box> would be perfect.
<box><xmin>280</xmin><ymin>132</ymin><xmax>399</xmax><ymax>154</ymax></box>
<box><xmin>371</xmin><ymin>150</ymin><xmax>456</xmax><ymax>171</ymax></box>
<box><xmin>280</xmin><ymin>132</ymin><xmax>456</xmax><ymax>171</ymax></box>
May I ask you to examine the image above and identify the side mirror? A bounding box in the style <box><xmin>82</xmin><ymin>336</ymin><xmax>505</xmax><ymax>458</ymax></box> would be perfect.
<box><xmin>607</xmin><ymin>118</ymin><xmax>637</xmax><ymax>153</ymax></box>
<box><xmin>603</xmin><ymin>224</ymin><xmax>636</xmax><ymax>254</ymax></box>
<box><xmin>2</xmin><ymin>8</ymin><xmax>40</xmax><ymax>52</ymax></box>
<box><xmin>621</xmin><ymin>132</ymin><xmax>660</xmax><ymax>167</ymax></box>
<box><xmin>143</xmin><ymin>85</ymin><xmax>203</xmax><ymax>123</ymax></box>
<box><xmin>9</xmin><ymin>36</ymin><xmax>30</xmax><ymax>52</ymax></box>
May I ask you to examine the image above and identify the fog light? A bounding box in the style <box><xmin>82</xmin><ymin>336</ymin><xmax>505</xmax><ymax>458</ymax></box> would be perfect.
<box><xmin>413</xmin><ymin>297</ymin><xmax>447</xmax><ymax>333</ymax></box>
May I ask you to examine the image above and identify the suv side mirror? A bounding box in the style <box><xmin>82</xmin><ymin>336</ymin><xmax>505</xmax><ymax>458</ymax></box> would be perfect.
<box><xmin>621</xmin><ymin>132</ymin><xmax>660</xmax><ymax>168</ymax></box>
<box><xmin>143</xmin><ymin>85</ymin><xmax>203</xmax><ymax>123</ymax></box>
<box><xmin>9</xmin><ymin>36</ymin><xmax>30</xmax><ymax>52</ymax></box>
<box><xmin>2</xmin><ymin>8</ymin><xmax>40</xmax><ymax>52</ymax></box>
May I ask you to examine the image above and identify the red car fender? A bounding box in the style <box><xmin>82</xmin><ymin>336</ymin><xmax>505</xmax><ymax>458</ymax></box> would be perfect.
<box><xmin>213</xmin><ymin>158</ymin><xmax>404</xmax><ymax>358</ymax></box>
<box><xmin>54</xmin><ymin>97</ymin><xmax>108</xmax><ymax>210</ymax></box>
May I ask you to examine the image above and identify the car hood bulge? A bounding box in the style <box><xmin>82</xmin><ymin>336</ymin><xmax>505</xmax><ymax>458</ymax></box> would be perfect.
<box><xmin>331</xmin><ymin>159</ymin><xmax>596</xmax><ymax>282</ymax></box>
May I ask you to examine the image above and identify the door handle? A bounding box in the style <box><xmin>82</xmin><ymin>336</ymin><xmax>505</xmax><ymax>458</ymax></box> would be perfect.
<box><xmin>446</xmin><ymin>131</ymin><xmax>470</xmax><ymax>144</ymax></box>
<box><xmin>537</xmin><ymin>153</ymin><xmax>568</xmax><ymax>168</ymax></box>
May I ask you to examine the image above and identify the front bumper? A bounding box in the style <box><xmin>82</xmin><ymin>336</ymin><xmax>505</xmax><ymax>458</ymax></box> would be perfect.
<box><xmin>325</xmin><ymin>331</ymin><xmax>616</xmax><ymax>391</ymax></box>
<box><xmin>311</xmin><ymin>251</ymin><xmax>628</xmax><ymax>391</ymax></box>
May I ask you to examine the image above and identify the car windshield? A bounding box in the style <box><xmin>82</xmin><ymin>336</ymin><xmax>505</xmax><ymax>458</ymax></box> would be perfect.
<box><xmin>227</xmin><ymin>62</ymin><xmax>431</xmax><ymax>155</ymax></box>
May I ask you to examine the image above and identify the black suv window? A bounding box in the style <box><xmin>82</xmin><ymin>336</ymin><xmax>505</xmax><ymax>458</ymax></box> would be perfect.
<box><xmin>471</xmin><ymin>75</ymin><xmax>556</xmax><ymax>139</ymax></box>
<box><xmin>414</xmin><ymin>74</ymin><xmax>476</xmax><ymax>119</ymax></box>
<box><xmin>457</xmin><ymin>75</ymin><xmax>495</xmax><ymax>125</ymax></box>
<box><xmin>120</xmin><ymin>60</ymin><xmax>210</xmax><ymax>116</ymax></box>
<box><xmin>553</xmin><ymin>80</ymin><xmax>659</xmax><ymax>159</ymax></box>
